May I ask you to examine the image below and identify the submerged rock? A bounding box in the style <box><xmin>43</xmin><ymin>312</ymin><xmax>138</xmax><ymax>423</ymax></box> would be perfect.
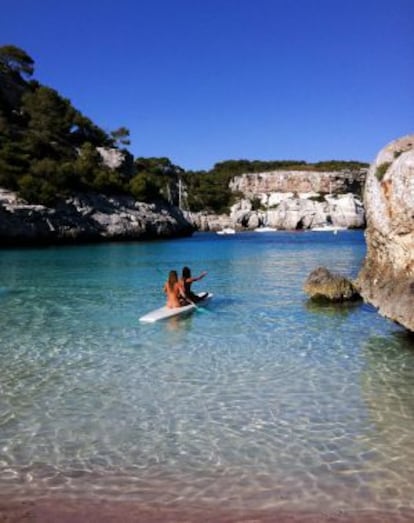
<box><xmin>304</xmin><ymin>267</ymin><xmax>360</xmax><ymax>302</ymax></box>
<box><xmin>356</xmin><ymin>135</ymin><xmax>414</xmax><ymax>331</ymax></box>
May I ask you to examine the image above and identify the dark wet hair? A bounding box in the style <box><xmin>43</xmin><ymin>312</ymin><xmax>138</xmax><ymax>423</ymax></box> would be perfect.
<box><xmin>182</xmin><ymin>266</ymin><xmax>191</xmax><ymax>278</ymax></box>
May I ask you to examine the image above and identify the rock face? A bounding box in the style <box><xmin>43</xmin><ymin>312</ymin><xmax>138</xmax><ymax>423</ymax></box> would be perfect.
<box><xmin>184</xmin><ymin>211</ymin><xmax>234</xmax><ymax>233</ymax></box>
<box><xmin>230</xmin><ymin>169</ymin><xmax>365</xmax><ymax>196</ymax></box>
<box><xmin>259</xmin><ymin>193</ymin><xmax>364</xmax><ymax>230</ymax></box>
<box><xmin>188</xmin><ymin>168</ymin><xmax>366</xmax><ymax>232</ymax></box>
<box><xmin>96</xmin><ymin>147</ymin><xmax>125</xmax><ymax>169</ymax></box>
<box><xmin>0</xmin><ymin>190</ymin><xmax>193</xmax><ymax>246</ymax></box>
<box><xmin>189</xmin><ymin>192</ymin><xmax>364</xmax><ymax>232</ymax></box>
<box><xmin>356</xmin><ymin>135</ymin><xmax>414</xmax><ymax>331</ymax></box>
<box><xmin>304</xmin><ymin>267</ymin><xmax>360</xmax><ymax>302</ymax></box>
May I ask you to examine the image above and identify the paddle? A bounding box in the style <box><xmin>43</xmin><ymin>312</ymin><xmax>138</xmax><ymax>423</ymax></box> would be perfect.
<box><xmin>185</xmin><ymin>293</ymin><xmax>211</xmax><ymax>313</ymax></box>
<box><xmin>185</xmin><ymin>296</ymin><xmax>201</xmax><ymax>310</ymax></box>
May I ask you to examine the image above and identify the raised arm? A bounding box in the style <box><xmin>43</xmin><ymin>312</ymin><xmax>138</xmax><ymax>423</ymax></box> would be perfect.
<box><xmin>189</xmin><ymin>271</ymin><xmax>207</xmax><ymax>283</ymax></box>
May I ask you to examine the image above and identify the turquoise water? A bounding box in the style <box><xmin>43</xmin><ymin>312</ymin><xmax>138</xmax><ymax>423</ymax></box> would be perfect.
<box><xmin>1</xmin><ymin>230</ymin><xmax>414</xmax><ymax>516</ymax></box>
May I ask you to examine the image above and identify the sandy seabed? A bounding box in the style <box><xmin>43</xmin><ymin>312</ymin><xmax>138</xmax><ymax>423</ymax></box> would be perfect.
<box><xmin>1</xmin><ymin>498</ymin><xmax>413</xmax><ymax>523</ymax></box>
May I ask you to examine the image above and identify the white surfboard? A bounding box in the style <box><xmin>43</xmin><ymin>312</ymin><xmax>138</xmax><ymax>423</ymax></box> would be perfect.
<box><xmin>139</xmin><ymin>292</ymin><xmax>213</xmax><ymax>323</ymax></box>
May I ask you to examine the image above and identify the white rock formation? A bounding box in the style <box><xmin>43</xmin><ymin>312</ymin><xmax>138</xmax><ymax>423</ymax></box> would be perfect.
<box><xmin>357</xmin><ymin>135</ymin><xmax>414</xmax><ymax>331</ymax></box>
<box><xmin>189</xmin><ymin>193</ymin><xmax>364</xmax><ymax>232</ymax></box>
<box><xmin>96</xmin><ymin>147</ymin><xmax>126</xmax><ymax>169</ymax></box>
<box><xmin>187</xmin><ymin>167</ymin><xmax>366</xmax><ymax>232</ymax></box>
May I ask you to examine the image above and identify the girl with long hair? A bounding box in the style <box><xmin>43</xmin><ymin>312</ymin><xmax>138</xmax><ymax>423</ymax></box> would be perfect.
<box><xmin>164</xmin><ymin>270</ymin><xmax>185</xmax><ymax>308</ymax></box>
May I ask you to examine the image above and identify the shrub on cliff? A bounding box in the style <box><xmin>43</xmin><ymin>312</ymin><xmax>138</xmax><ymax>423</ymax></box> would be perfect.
<box><xmin>129</xmin><ymin>173</ymin><xmax>160</xmax><ymax>202</ymax></box>
<box><xmin>375</xmin><ymin>162</ymin><xmax>391</xmax><ymax>181</ymax></box>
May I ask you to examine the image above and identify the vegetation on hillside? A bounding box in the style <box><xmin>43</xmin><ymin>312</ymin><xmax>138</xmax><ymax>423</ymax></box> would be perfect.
<box><xmin>0</xmin><ymin>45</ymin><xmax>369</xmax><ymax>212</ymax></box>
<box><xmin>0</xmin><ymin>45</ymin><xmax>135</xmax><ymax>204</ymax></box>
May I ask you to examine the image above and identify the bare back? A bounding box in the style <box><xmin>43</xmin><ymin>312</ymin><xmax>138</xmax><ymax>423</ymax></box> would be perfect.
<box><xmin>164</xmin><ymin>281</ymin><xmax>184</xmax><ymax>308</ymax></box>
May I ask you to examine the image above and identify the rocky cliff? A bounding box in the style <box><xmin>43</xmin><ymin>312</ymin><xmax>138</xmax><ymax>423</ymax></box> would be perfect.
<box><xmin>356</xmin><ymin>135</ymin><xmax>414</xmax><ymax>332</ymax></box>
<box><xmin>0</xmin><ymin>169</ymin><xmax>365</xmax><ymax>243</ymax></box>
<box><xmin>0</xmin><ymin>189</ymin><xmax>193</xmax><ymax>246</ymax></box>
<box><xmin>229</xmin><ymin>169</ymin><xmax>365</xmax><ymax>197</ymax></box>
<box><xmin>188</xmin><ymin>168</ymin><xmax>366</xmax><ymax>232</ymax></box>
<box><xmin>188</xmin><ymin>193</ymin><xmax>365</xmax><ymax>232</ymax></box>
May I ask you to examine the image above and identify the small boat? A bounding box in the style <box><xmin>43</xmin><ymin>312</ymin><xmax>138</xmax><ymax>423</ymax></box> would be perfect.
<box><xmin>139</xmin><ymin>292</ymin><xmax>213</xmax><ymax>323</ymax></box>
<box><xmin>254</xmin><ymin>226</ymin><xmax>277</xmax><ymax>232</ymax></box>
<box><xmin>216</xmin><ymin>228</ymin><xmax>236</xmax><ymax>235</ymax></box>
<box><xmin>311</xmin><ymin>225</ymin><xmax>346</xmax><ymax>233</ymax></box>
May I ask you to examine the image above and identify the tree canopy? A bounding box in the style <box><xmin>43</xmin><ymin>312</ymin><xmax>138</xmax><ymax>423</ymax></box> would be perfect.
<box><xmin>0</xmin><ymin>45</ymin><xmax>132</xmax><ymax>203</ymax></box>
<box><xmin>0</xmin><ymin>45</ymin><xmax>34</xmax><ymax>78</ymax></box>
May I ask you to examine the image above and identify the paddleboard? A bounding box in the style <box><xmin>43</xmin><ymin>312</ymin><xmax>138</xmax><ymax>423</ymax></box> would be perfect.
<box><xmin>139</xmin><ymin>292</ymin><xmax>213</xmax><ymax>323</ymax></box>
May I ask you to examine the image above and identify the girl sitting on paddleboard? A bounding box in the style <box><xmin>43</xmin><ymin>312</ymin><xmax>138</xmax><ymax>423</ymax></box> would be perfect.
<box><xmin>164</xmin><ymin>270</ymin><xmax>186</xmax><ymax>308</ymax></box>
<box><xmin>180</xmin><ymin>267</ymin><xmax>208</xmax><ymax>303</ymax></box>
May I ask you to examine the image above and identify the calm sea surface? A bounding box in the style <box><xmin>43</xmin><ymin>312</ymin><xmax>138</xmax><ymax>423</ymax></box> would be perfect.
<box><xmin>0</xmin><ymin>230</ymin><xmax>414</xmax><ymax>516</ymax></box>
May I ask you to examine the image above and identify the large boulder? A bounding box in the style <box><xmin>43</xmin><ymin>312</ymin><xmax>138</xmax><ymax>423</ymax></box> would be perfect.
<box><xmin>184</xmin><ymin>211</ymin><xmax>234</xmax><ymax>232</ymax></box>
<box><xmin>356</xmin><ymin>135</ymin><xmax>414</xmax><ymax>331</ymax></box>
<box><xmin>265</xmin><ymin>194</ymin><xmax>364</xmax><ymax>230</ymax></box>
<box><xmin>271</xmin><ymin>198</ymin><xmax>317</xmax><ymax>229</ymax></box>
<box><xmin>326</xmin><ymin>193</ymin><xmax>365</xmax><ymax>229</ymax></box>
<box><xmin>304</xmin><ymin>267</ymin><xmax>360</xmax><ymax>302</ymax></box>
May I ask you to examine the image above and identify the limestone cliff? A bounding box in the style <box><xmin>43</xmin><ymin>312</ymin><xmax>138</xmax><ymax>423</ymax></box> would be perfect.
<box><xmin>356</xmin><ymin>135</ymin><xmax>414</xmax><ymax>331</ymax></box>
<box><xmin>188</xmin><ymin>168</ymin><xmax>366</xmax><ymax>232</ymax></box>
<box><xmin>0</xmin><ymin>190</ymin><xmax>193</xmax><ymax>246</ymax></box>
<box><xmin>230</xmin><ymin>169</ymin><xmax>365</xmax><ymax>197</ymax></box>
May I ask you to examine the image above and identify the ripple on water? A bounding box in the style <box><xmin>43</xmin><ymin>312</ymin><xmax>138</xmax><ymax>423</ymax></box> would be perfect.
<box><xmin>0</xmin><ymin>233</ymin><xmax>414</xmax><ymax>516</ymax></box>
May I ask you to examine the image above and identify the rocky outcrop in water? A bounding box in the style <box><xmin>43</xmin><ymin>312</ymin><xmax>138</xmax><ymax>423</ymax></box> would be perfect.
<box><xmin>356</xmin><ymin>135</ymin><xmax>414</xmax><ymax>332</ymax></box>
<box><xmin>0</xmin><ymin>189</ymin><xmax>193</xmax><ymax>246</ymax></box>
<box><xmin>304</xmin><ymin>267</ymin><xmax>360</xmax><ymax>302</ymax></box>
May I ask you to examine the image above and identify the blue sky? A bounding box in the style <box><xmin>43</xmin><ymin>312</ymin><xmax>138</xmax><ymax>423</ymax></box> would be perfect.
<box><xmin>1</xmin><ymin>0</ymin><xmax>413</xmax><ymax>170</ymax></box>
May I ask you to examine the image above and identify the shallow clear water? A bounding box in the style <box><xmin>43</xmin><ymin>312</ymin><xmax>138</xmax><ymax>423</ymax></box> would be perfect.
<box><xmin>1</xmin><ymin>231</ymin><xmax>414</xmax><ymax>515</ymax></box>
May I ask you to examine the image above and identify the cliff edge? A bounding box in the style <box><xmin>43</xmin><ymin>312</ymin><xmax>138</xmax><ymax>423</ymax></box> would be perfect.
<box><xmin>0</xmin><ymin>190</ymin><xmax>194</xmax><ymax>246</ymax></box>
<box><xmin>356</xmin><ymin>135</ymin><xmax>414</xmax><ymax>331</ymax></box>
